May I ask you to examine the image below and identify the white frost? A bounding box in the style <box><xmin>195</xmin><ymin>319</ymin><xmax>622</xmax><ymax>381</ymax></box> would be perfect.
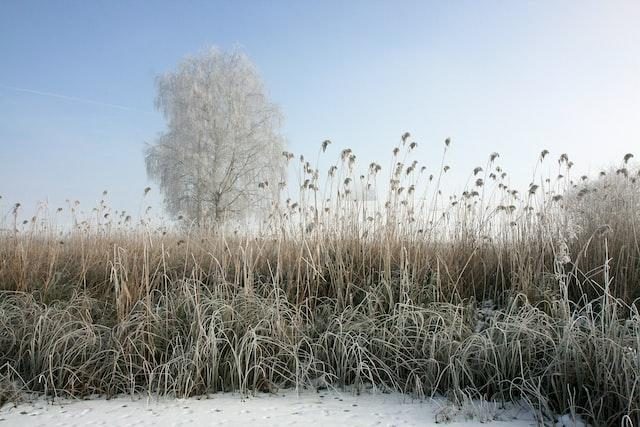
<box><xmin>554</xmin><ymin>413</ymin><xmax>589</xmax><ymax>427</ymax></box>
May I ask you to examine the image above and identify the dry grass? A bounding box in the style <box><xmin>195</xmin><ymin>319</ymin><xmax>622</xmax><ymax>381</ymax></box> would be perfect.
<box><xmin>0</xmin><ymin>137</ymin><xmax>639</xmax><ymax>426</ymax></box>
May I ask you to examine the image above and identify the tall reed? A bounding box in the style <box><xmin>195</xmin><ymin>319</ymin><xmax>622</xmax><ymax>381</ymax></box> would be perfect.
<box><xmin>1</xmin><ymin>136</ymin><xmax>638</xmax><ymax>425</ymax></box>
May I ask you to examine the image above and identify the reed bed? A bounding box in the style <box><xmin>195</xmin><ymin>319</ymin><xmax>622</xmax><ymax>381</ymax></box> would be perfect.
<box><xmin>1</xmin><ymin>137</ymin><xmax>639</xmax><ymax>426</ymax></box>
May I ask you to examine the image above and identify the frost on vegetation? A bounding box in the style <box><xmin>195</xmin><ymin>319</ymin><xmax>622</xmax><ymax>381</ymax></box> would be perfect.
<box><xmin>308</xmin><ymin>373</ymin><xmax>330</xmax><ymax>391</ymax></box>
<box><xmin>434</xmin><ymin>394</ymin><xmax>533</xmax><ymax>425</ymax></box>
<box><xmin>0</xmin><ymin>370</ymin><xmax>25</xmax><ymax>409</ymax></box>
<box><xmin>145</xmin><ymin>47</ymin><xmax>285</xmax><ymax>227</ymax></box>
<box><xmin>554</xmin><ymin>413</ymin><xmax>590</xmax><ymax>427</ymax></box>
<box><xmin>473</xmin><ymin>299</ymin><xmax>497</xmax><ymax>333</ymax></box>
<box><xmin>555</xmin><ymin>240</ymin><xmax>571</xmax><ymax>267</ymax></box>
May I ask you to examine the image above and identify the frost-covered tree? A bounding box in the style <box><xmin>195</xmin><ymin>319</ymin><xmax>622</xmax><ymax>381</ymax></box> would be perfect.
<box><xmin>145</xmin><ymin>48</ymin><xmax>285</xmax><ymax>226</ymax></box>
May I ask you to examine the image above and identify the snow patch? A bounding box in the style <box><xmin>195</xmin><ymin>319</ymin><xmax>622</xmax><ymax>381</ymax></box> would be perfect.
<box><xmin>0</xmin><ymin>389</ymin><xmax>539</xmax><ymax>426</ymax></box>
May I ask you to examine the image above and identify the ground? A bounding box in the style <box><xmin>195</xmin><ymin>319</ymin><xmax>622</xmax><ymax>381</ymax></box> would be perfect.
<box><xmin>0</xmin><ymin>389</ymin><xmax>544</xmax><ymax>426</ymax></box>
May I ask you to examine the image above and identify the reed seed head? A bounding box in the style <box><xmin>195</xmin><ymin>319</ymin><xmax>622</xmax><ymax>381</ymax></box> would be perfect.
<box><xmin>540</xmin><ymin>149</ymin><xmax>549</xmax><ymax>160</ymax></box>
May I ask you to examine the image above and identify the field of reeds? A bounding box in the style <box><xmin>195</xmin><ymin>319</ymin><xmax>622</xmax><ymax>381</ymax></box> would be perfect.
<box><xmin>1</xmin><ymin>137</ymin><xmax>639</xmax><ymax>426</ymax></box>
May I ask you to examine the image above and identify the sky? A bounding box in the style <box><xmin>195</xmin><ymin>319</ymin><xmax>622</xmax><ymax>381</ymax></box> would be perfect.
<box><xmin>1</xmin><ymin>0</ymin><xmax>639</xmax><ymax>222</ymax></box>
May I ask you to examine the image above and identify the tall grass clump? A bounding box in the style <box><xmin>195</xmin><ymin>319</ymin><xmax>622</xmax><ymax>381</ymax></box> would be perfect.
<box><xmin>0</xmin><ymin>135</ymin><xmax>639</xmax><ymax>426</ymax></box>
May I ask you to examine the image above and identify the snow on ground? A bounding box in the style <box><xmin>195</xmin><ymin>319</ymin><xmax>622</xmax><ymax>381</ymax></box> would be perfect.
<box><xmin>554</xmin><ymin>414</ymin><xmax>588</xmax><ymax>427</ymax></box>
<box><xmin>0</xmin><ymin>389</ymin><xmax>540</xmax><ymax>427</ymax></box>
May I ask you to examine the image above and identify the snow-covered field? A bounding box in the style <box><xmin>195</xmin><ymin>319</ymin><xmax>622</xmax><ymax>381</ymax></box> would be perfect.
<box><xmin>0</xmin><ymin>389</ymin><xmax>542</xmax><ymax>427</ymax></box>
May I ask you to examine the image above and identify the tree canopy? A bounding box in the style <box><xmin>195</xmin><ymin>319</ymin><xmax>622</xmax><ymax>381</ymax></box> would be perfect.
<box><xmin>145</xmin><ymin>48</ymin><xmax>285</xmax><ymax>226</ymax></box>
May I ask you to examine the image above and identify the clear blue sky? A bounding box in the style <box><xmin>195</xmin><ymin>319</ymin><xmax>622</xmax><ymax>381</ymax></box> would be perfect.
<box><xmin>1</xmin><ymin>0</ymin><xmax>639</xmax><ymax>220</ymax></box>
